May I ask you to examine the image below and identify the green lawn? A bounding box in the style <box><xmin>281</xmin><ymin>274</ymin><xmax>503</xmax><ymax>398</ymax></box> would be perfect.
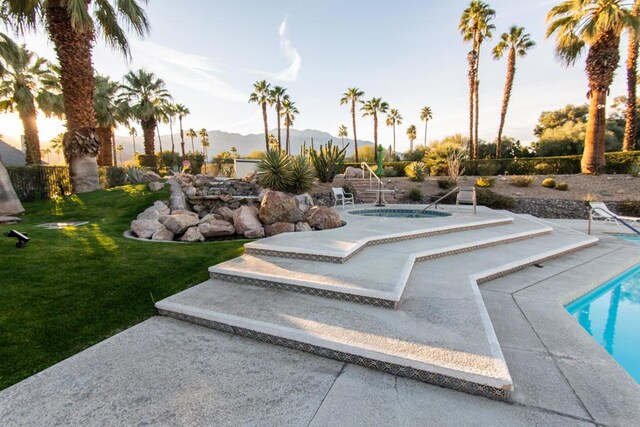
<box><xmin>0</xmin><ymin>185</ymin><xmax>245</xmax><ymax>391</ymax></box>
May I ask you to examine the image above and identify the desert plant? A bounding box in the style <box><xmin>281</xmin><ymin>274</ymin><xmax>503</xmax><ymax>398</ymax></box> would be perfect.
<box><xmin>289</xmin><ymin>155</ymin><xmax>316</xmax><ymax>194</ymax></box>
<box><xmin>256</xmin><ymin>149</ymin><xmax>294</xmax><ymax>191</ymax></box>
<box><xmin>437</xmin><ymin>178</ymin><xmax>455</xmax><ymax>189</ymax></box>
<box><xmin>126</xmin><ymin>166</ymin><xmax>146</xmax><ymax>184</ymax></box>
<box><xmin>105</xmin><ymin>167</ymin><xmax>127</xmax><ymax>188</ymax></box>
<box><xmin>475</xmin><ymin>177</ymin><xmax>496</xmax><ymax>188</ymax></box>
<box><xmin>541</xmin><ymin>177</ymin><xmax>556</xmax><ymax>188</ymax></box>
<box><xmin>446</xmin><ymin>148</ymin><xmax>467</xmax><ymax>182</ymax></box>
<box><xmin>383</xmin><ymin>167</ymin><xmax>398</xmax><ymax>177</ymax></box>
<box><xmin>408</xmin><ymin>187</ymin><xmax>423</xmax><ymax>202</ymax></box>
<box><xmin>630</xmin><ymin>163</ymin><xmax>640</xmax><ymax>177</ymax></box>
<box><xmin>534</xmin><ymin>162</ymin><xmax>554</xmax><ymax>174</ymax></box>
<box><xmin>476</xmin><ymin>188</ymin><xmax>515</xmax><ymax>209</ymax></box>
<box><xmin>556</xmin><ymin>182</ymin><xmax>569</xmax><ymax>191</ymax></box>
<box><xmin>405</xmin><ymin>162</ymin><xmax>426</xmax><ymax>182</ymax></box>
<box><xmin>510</xmin><ymin>175</ymin><xmax>535</xmax><ymax>187</ymax></box>
<box><xmin>309</xmin><ymin>140</ymin><xmax>348</xmax><ymax>183</ymax></box>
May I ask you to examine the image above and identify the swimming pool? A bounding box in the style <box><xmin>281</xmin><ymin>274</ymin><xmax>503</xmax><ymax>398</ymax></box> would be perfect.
<box><xmin>348</xmin><ymin>209</ymin><xmax>451</xmax><ymax>218</ymax></box>
<box><xmin>613</xmin><ymin>234</ymin><xmax>640</xmax><ymax>245</ymax></box>
<box><xmin>566</xmin><ymin>264</ymin><xmax>640</xmax><ymax>383</ymax></box>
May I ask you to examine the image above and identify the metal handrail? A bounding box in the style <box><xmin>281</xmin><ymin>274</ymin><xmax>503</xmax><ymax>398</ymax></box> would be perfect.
<box><xmin>417</xmin><ymin>187</ymin><xmax>460</xmax><ymax>215</ymax></box>
<box><xmin>588</xmin><ymin>207</ymin><xmax>640</xmax><ymax>235</ymax></box>
<box><xmin>360</xmin><ymin>162</ymin><xmax>383</xmax><ymax>189</ymax></box>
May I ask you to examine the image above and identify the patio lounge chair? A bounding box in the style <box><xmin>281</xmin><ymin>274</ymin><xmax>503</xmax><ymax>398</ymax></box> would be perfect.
<box><xmin>332</xmin><ymin>187</ymin><xmax>354</xmax><ymax>208</ymax></box>
<box><xmin>456</xmin><ymin>187</ymin><xmax>477</xmax><ymax>214</ymax></box>
<box><xmin>589</xmin><ymin>202</ymin><xmax>640</xmax><ymax>225</ymax></box>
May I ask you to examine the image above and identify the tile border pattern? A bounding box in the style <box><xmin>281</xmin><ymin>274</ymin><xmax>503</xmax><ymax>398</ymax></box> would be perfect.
<box><xmin>158</xmin><ymin>309</ymin><xmax>509</xmax><ymax>401</ymax></box>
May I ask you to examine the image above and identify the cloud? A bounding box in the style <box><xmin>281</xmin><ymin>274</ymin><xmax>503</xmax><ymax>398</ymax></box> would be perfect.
<box><xmin>251</xmin><ymin>16</ymin><xmax>302</xmax><ymax>82</ymax></box>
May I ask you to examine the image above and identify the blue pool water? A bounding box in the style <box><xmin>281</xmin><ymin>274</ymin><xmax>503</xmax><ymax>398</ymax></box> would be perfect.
<box><xmin>566</xmin><ymin>264</ymin><xmax>640</xmax><ymax>383</ymax></box>
<box><xmin>348</xmin><ymin>209</ymin><xmax>451</xmax><ymax>218</ymax></box>
<box><xmin>614</xmin><ymin>234</ymin><xmax>640</xmax><ymax>245</ymax></box>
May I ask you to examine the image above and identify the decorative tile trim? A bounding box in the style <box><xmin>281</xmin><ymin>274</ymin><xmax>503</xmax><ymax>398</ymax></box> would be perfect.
<box><xmin>158</xmin><ymin>309</ymin><xmax>509</xmax><ymax>401</ymax></box>
<box><xmin>210</xmin><ymin>272</ymin><xmax>397</xmax><ymax>309</ymax></box>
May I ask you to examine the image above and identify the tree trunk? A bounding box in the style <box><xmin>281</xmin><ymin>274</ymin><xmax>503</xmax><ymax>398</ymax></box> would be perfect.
<box><xmin>262</xmin><ymin>101</ymin><xmax>269</xmax><ymax>150</ymax></box>
<box><xmin>179</xmin><ymin>117</ymin><xmax>186</xmax><ymax>157</ymax></box>
<box><xmin>624</xmin><ymin>6</ymin><xmax>639</xmax><ymax>152</ymax></box>
<box><xmin>191</xmin><ymin>137</ymin><xmax>195</xmax><ymax>153</ymax></box>
<box><xmin>373</xmin><ymin>113</ymin><xmax>378</xmax><ymax>157</ymax></box>
<box><xmin>18</xmin><ymin>107</ymin><xmax>41</xmax><ymax>164</ymax></box>
<box><xmin>467</xmin><ymin>51</ymin><xmax>476</xmax><ymax>159</ymax></box>
<box><xmin>497</xmin><ymin>48</ymin><xmax>516</xmax><ymax>159</ymax></box>
<box><xmin>46</xmin><ymin>0</ymin><xmax>100</xmax><ymax>193</ymax></box>
<box><xmin>392</xmin><ymin>123</ymin><xmax>396</xmax><ymax>154</ymax></box>
<box><xmin>286</xmin><ymin>124</ymin><xmax>290</xmax><ymax>155</ymax></box>
<box><xmin>424</xmin><ymin>120</ymin><xmax>427</xmax><ymax>145</ymax></box>
<box><xmin>111</xmin><ymin>133</ymin><xmax>117</xmax><ymax>167</ymax></box>
<box><xmin>352</xmin><ymin>100</ymin><xmax>359</xmax><ymax>163</ymax></box>
<box><xmin>96</xmin><ymin>126</ymin><xmax>113</xmax><ymax>166</ymax></box>
<box><xmin>583</xmin><ymin>88</ymin><xmax>607</xmax><ymax>174</ymax></box>
<box><xmin>169</xmin><ymin>120</ymin><xmax>175</xmax><ymax>155</ymax></box>
<box><xmin>157</xmin><ymin>126</ymin><xmax>163</xmax><ymax>153</ymax></box>
<box><xmin>0</xmin><ymin>153</ymin><xmax>24</xmax><ymax>215</ymax></box>
<box><xmin>276</xmin><ymin>100</ymin><xmax>281</xmax><ymax>150</ymax></box>
<box><xmin>141</xmin><ymin>117</ymin><xmax>157</xmax><ymax>155</ymax></box>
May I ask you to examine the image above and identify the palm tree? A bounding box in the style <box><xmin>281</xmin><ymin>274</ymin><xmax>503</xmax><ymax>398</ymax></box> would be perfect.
<box><xmin>406</xmin><ymin>125</ymin><xmax>417</xmax><ymax>152</ymax></box>
<box><xmin>625</xmin><ymin>1</ymin><xmax>640</xmax><ymax>152</ymax></box>
<box><xmin>119</xmin><ymin>69</ymin><xmax>172</xmax><ymax>163</ymax></box>
<box><xmin>546</xmin><ymin>0</ymin><xmax>639</xmax><ymax>174</ymax></box>
<box><xmin>361</xmin><ymin>97</ymin><xmax>389</xmax><ymax>156</ymax></box>
<box><xmin>50</xmin><ymin>133</ymin><xmax>64</xmax><ymax>158</ymax></box>
<box><xmin>420</xmin><ymin>106</ymin><xmax>433</xmax><ymax>145</ymax></box>
<box><xmin>164</xmin><ymin>102</ymin><xmax>177</xmax><ymax>155</ymax></box>
<box><xmin>116</xmin><ymin>144</ymin><xmax>124</xmax><ymax>164</ymax></box>
<box><xmin>0</xmin><ymin>46</ymin><xmax>63</xmax><ymax>164</ymax></box>
<box><xmin>340</xmin><ymin>87</ymin><xmax>365</xmax><ymax>163</ymax></box>
<box><xmin>493</xmin><ymin>26</ymin><xmax>535</xmax><ymax>158</ymax></box>
<box><xmin>174</xmin><ymin>103</ymin><xmax>190</xmax><ymax>157</ymax></box>
<box><xmin>249</xmin><ymin>80</ymin><xmax>271</xmax><ymax>149</ymax></box>
<box><xmin>280</xmin><ymin>98</ymin><xmax>299</xmax><ymax>155</ymax></box>
<box><xmin>338</xmin><ymin>124</ymin><xmax>348</xmax><ymax>148</ymax></box>
<box><xmin>41</xmin><ymin>147</ymin><xmax>51</xmax><ymax>164</ymax></box>
<box><xmin>3</xmin><ymin>0</ymin><xmax>150</xmax><ymax>193</ymax></box>
<box><xmin>200</xmin><ymin>128</ymin><xmax>209</xmax><ymax>171</ymax></box>
<box><xmin>94</xmin><ymin>74</ymin><xmax>120</xmax><ymax>166</ymax></box>
<box><xmin>460</xmin><ymin>1</ymin><xmax>496</xmax><ymax>159</ymax></box>
<box><xmin>129</xmin><ymin>126</ymin><xmax>138</xmax><ymax>154</ymax></box>
<box><xmin>269</xmin><ymin>86</ymin><xmax>287</xmax><ymax>149</ymax></box>
<box><xmin>186</xmin><ymin>128</ymin><xmax>197</xmax><ymax>153</ymax></box>
<box><xmin>154</xmin><ymin>101</ymin><xmax>172</xmax><ymax>155</ymax></box>
<box><xmin>385</xmin><ymin>108</ymin><xmax>403</xmax><ymax>154</ymax></box>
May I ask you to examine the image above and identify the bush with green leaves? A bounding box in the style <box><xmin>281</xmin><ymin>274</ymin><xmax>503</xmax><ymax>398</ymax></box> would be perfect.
<box><xmin>309</xmin><ymin>140</ymin><xmax>348</xmax><ymax>183</ymax></box>
<box><xmin>534</xmin><ymin>162</ymin><xmax>554</xmax><ymax>174</ymax></box>
<box><xmin>257</xmin><ymin>149</ymin><xmax>295</xmax><ymax>192</ymax></box>
<box><xmin>477</xmin><ymin>162</ymin><xmax>501</xmax><ymax>176</ymax></box>
<box><xmin>126</xmin><ymin>166</ymin><xmax>146</xmax><ymax>184</ymax></box>
<box><xmin>405</xmin><ymin>162</ymin><xmax>426</xmax><ymax>182</ymax></box>
<box><xmin>542</xmin><ymin>177</ymin><xmax>556</xmax><ymax>188</ymax></box>
<box><xmin>383</xmin><ymin>167</ymin><xmax>398</xmax><ymax>177</ymax></box>
<box><xmin>475</xmin><ymin>177</ymin><xmax>495</xmax><ymax>188</ymax></box>
<box><xmin>556</xmin><ymin>182</ymin><xmax>569</xmax><ymax>191</ymax></box>
<box><xmin>510</xmin><ymin>176</ymin><xmax>536</xmax><ymax>187</ymax></box>
<box><xmin>408</xmin><ymin>187</ymin><xmax>423</xmax><ymax>202</ymax></box>
<box><xmin>437</xmin><ymin>178</ymin><xmax>455</xmax><ymax>189</ymax></box>
<box><xmin>289</xmin><ymin>155</ymin><xmax>316</xmax><ymax>194</ymax></box>
<box><xmin>104</xmin><ymin>166</ymin><xmax>127</xmax><ymax>188</ymax></box>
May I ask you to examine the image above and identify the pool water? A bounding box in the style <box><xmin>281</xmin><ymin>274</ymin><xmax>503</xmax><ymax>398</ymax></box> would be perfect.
<box><xmin>348</xmin><ymin>209</ymin><xmax>451</xmax><ymax>218</ymax></box>
<box><xmin>566</xmin><ymin>264</ymin><xmax>640</xmax><ymax>383</ymax></box>
<box><xmin>614</xmin><ymin>234</ymin><xmax>640</xmax><ymax>245</ymax></box>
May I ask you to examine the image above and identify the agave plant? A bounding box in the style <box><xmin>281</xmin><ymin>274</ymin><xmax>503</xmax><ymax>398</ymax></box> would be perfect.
<box><xmin>257</xmin><ymin>149</ymin><xmax>294</xmax><ymax>191</ymax></box>
<box><xmin>309</xmin><ymin>140</ymin><xmax>348</xmax><ymax>183</ymax></box>
<box><xmin>289</xmin><ymin>155</ymin><xmax>316</xmax><ymax>194</ymax></box>
<box><xmin>125</xmin><ymin>166</ymin><xmax>146</xmax><ymax>184</ymax></box>
<box><xmin>405</xmin><ymin>162</ymin><xmax>426</xmax><ymax>182</ymax></box>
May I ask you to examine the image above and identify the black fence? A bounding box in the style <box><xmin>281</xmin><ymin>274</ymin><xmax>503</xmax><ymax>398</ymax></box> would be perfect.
<box><xmin>7</xmin><ymin>165</ymin><xmax>72</xmax><ymax>202</ymax></box>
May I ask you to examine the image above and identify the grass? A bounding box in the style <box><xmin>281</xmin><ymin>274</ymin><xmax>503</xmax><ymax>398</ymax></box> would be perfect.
<box><xmin>0</xmin><ymin>184</ymin><xmax>245</xmax><ymax>391</ymax></box>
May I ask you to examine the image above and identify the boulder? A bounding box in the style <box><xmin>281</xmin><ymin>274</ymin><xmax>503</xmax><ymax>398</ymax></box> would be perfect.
<box><xmin>294</xmin><ymin>192</ymin><xmax>314</xmax><ymax>207</ymax></box>
<box><xmin>233</xmin><ymin>206</ymin><xmax>264</xmax><ymax>237</ymax></box>
<box><xmin>130</xmin><ymin>219</ymin><xmax>162</xmax><ymax>239</ymax></box>
<box><xmin>344</xmin><ymin>166</ymin><xmax>362</xmax><ymax>179</ymax></box>
<box><xmin>198</xmin><ymin>220</ymin><xmax>236</xmax><ymax>237</ymax></box>
<box><xmin>264</xmin><ymin>222</ymin><xmax>295</xmax><ymax>237</ymax></box>
<box><xmin>141</xmin><ymin>171</ymin><xmax>161</xmax><ymax>182</ymax></box>
<box><xmin>244</xmin><ymin>227</ymin><xmax>265</xmax><ymax>239</ymax></box>
<box><xmin>158</xmin><ymin>213</ymin><xmax>200</xmax><ymax>235</ymax></box>
<box><xmin>217</xmin><ymin>206</ymin><xmax>235</xmax><ymax>222</ymax></box>
<box><xmin>152</xmin><ymin>224</ymin><xmax>174</xmax><ymax>241</ymax></box>
<box><xmin>199</xmin><ymin>213</ymin><xmax>224</xmax><ymax>223</ymax></box>
<box><xmin>167</xmin><ymin>178</ymin><xmax>188</xmax><ymax>212</ymax></box>
<box><xmin>180</xmin><ymin>227</ymin><xmax>205</xmax><ymax>242</ymax></box>
<box><xmin>220</xmin><ymin>194</ymin><xmax>234</xmax><ymax>203</ymax></box>
<box><xmin>257</xmin><ymin>189</ymin><xmax>267</xmax><ymax>203</ymax></box>
<box><xmin>171</xmin><ymin>210</ymin><xmax>199</xmax><ymax>218</ymax></box>
<box><xmin>306</xmin><ymin>206</ymin><xmax>342</xmax><ymax>230</ymax></box>
<box><xmin>185</xmin><ymin>186</ymin><xmax>197</xmax><ymax>197</ymax></box>
<box><xmin>298</xmin><ymin>204</ymin><xmax>310</xmax><ymax>214</ymax></box>
<box><xmin>295</xmin><ymin>222</ymin><xmax>312</xmax><ymax>232</ymax></box>
<box><xmin>137</xmin><ymin>201</ymin><xmax>170</xmax><ymax>220</ymax></box>
<box><xmin>259</xmin><ymin>189</ymin><xmax>304</xmax><ymax>225</ymax></box>
<box><xmin>149</xmin><ymin>181</ymin><xmax>165</xmax><ymax>192</ymax></box>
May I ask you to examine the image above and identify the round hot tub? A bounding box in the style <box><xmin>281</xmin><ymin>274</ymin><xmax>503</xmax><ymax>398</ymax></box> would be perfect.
<box><xmin>348</xmin><ymin>208</ymin><xmax>451</xmax><ymax>218</ymax></box>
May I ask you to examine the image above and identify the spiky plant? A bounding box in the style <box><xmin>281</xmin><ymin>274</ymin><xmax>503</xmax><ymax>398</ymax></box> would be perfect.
<box><xmin>289</xmin><ymin>155</ymin><xmax>316</xmax><ymax>194</ymax></box>
<box><xmin>405</xmin><ymin>162</ymin><xmax>426</xmax><ymax>182</ymax></box>
<box><xmin>309</xmin><ymin>140</ymin><xmax>348</xmax><ymax>183</ymax></box>
<box><xmin>257</xmin><ymin>149</ymin><xmax>294</xmax><ymax>191</ymax></box>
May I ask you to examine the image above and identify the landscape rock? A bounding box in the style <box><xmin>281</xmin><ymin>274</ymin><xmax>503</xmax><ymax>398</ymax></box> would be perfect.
<box><xmin>244</xmin><ymin>227</ymin><xmax>265</xmax><ymax>239</ymax></box>
<box><xmin>158</xmin><ymin>214</ymin><xmax>200</xmax><ymax>234</ymax></box>
<box><xmin>198</xmin><ymin>220</ymin><xmax>236</xmax><ymax>237</ymax></box>
<box><xmin>259</xmin><ymin>190</ymin><xmax>304</xmax><ymax>225</ymax></box>
<box><xmin>180</xmin><ymin>227</ymin><xmax>205</xmax><ymax>242</ymax></box>
<box><xmin>130</xmin><ymin>219</ymin><xmax>162</xmax><ymax>239</ymax></box>
<box><xmin>298</xmin><ymin>204</ymin><xmax>310</xmax><ymax>214</ymax></box>
<box><xmin>217</xmin><ymin>206</ymin><xmax>235</xmax><ymax>222</ymax></box>
<box><xmin>233</xmin><ymin>205</ymin><xmax>263</xmax><ymax>236</ymax></box>
<box><xmin>148</xmin><ymin>181</ymin><xmax>165</xmax><ymax>192</ymax></box>
<box><xmin>185</xmin><ymin>186</ymin><xmax>197</xmax><ymax>197</ymax></box>
<box><xmin>137</xmin><ymin>201</ymin><xmax>170</xmax><ymax>220</ymax></box>
<box><xmin>344</xmin><ymin>166</ymin><xmax>362</xmax><ymax>179</ymax></box>
<box><xmin>141</xmin><ymin>171</ymin><xmax>161</xmax><ymax>182</ymax></box>
<box><xmin>306</xmin><ymin>206</ymin><xmax>342</xmax><ymax>230</ymax></box>
<box><xmin>167</xmin><ymin>178</ymin><xmax>187</xmax><ymax>212</ymax></box>
<box><xmin>151</xmin><ymin>224</ymin><xmax>174</xmax><ymax>241</ymax></box>
<box><xmin>264</xmin><ymin>222</ymin><xmax>295</xmax><ymax>237</ymax></box>
<box><xmin>171</xmin><ymin>210</ymin><xmax>199</xmax><ymax>218</ymax></box>
<box><xmin>199</xmin><ymin>213</ymin><xmax>224</xmax><ymax>223</ymax></box>
<box><xmin>295</xmin><ymin>222</ymin><xmax>312</xmax><ymax>232</ymax></box>
<box><xmin>294</xmin><ymin>192</ymin><xmax>314</xmax><ymax>207</ymax></box>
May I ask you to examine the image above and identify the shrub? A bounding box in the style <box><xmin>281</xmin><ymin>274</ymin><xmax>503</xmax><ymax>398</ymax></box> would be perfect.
<box><xmin>510</xmin><ymin>176</ymin><xmax>535</xmax><ymax>187</ymax></box>
<box><xmin>310</xmin><ymin>140</ymin><xmax>348</xmax><ymax>183</ymax></box>
<box><xmin>405</xmin><ymin>162</ymin><xmax>426</xmax><ymax>182</ymax></box>
<box><xmin>477</xmin><ymin>162</ymin><xmax>501</xmax><ymax>176</ymax></box>
<box><xmin>408</xmin><ymin>187</ymin><xmax>423</xmax><ymax>202</ymax></box>
<box><xmin>104</xmin><ymin>166</ymin><xmax>127</xmax><ymax>188</ymax></box>
<box><xmin>383</xmin><ymin>167</ymin><xmax>398</xmax><ymax>177</ymax></box>
<box><xmin>556</xmin><ymin>182</ymin><xmax>569</xmax><ymax>191</ymax></box>
<box><xmin>136</xmin><ymin>154</ymin><xmax>157</xmax><ymax>169</ymax></box>
<box><xmin>437</xmin><ymin>178</ymin><xmax>455</xmax><ymax>189</ymax></box>
<box><xmin>534</xmin><ymin>162</ymin><xmax>554</xmax><ymax>174</ymax></box>
<box><xmin>476</xmin><ymin>189</ymin><xmax>515</xmax><ymax>209</ymax></box>
<box><xmin>126</xmin><ymin>166</ymin><xmax>146</xmax><ymax>184</ymax></box>
<box><xmin>475</xmin><ymin>177</ymin><xmax>496</xmax><ymax>188</ymax></box>
<box><xmin>289</xmin><ymin>155</ymin><xmax>316</xmax><ymax>194</ymax></box>
<box><xmin>630</xmin><ymin>163</ymin><xmax>640</xmax><ymax>177</ymax></box>
<box><xmin>257</xmin><ymin>149</ymin><xmax>294</xmax><ymax>191</ymax></box>
<box><xmin>183</xmin><ymin>152</ymin><xmax>204</xmax><ymax>174</ymax></box>
<box><xmin>541</xmin><ymin>177</ymin><xmax>556</xmax><ymax>188</ymax></box>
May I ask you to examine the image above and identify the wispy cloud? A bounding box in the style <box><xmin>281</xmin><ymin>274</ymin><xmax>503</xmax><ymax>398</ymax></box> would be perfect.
<box><xmin>252</xmin><ymin>16</ymin><xmax>302</xmax><ymax>82</ymax></box>
<box><xmin>129</xmin><ymin>40</ymin><xmax>246</xmax><ymax>102</ymax></box>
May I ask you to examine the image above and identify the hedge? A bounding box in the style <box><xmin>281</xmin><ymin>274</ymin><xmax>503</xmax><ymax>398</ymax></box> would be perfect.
<box><xmin>340</xmin><ymin>161</ymin><xmax>411</xmax><ymax>177</ymax></box>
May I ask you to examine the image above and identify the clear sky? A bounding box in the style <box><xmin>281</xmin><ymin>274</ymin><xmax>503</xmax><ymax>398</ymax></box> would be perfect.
<box><xmin>0</xmin><ymin>0</ymin><xmax>633</xmax><ymax>153</ymax></box>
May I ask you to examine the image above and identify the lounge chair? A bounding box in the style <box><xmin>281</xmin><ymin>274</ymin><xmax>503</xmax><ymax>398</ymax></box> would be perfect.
<box><xmin>456</xmin><ymin>187</ymin><xmax>477</xmax><ymax>214</ymax></box>
<box><xmin>589</xmin><ymin>202</ymin><xmax>639</xmax><ymax>225</ymax></box>
<box><xmin>332</xmin><ymin>188</ymin><xmax>354</xmax><ymax>208</ymax></box>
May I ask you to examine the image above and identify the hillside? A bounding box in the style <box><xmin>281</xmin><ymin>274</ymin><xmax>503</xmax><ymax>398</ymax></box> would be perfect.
<box><xmin>0</xmin><ymin>140</ymin><xmax>25</xmax><ymax>165</ymax></box>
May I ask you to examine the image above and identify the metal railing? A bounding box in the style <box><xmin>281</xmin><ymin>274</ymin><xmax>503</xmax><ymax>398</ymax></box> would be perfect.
<box><xmin>360</xmin><ymin>162</ymin><xmax>383</xmax><ymax>189</ymax></box>
<box><xmin>588</xmin><ymin>207</ymin><xmax>640</xmax><ymax>235</ymax></box>
<box><xmin>417</xmin><ymin>187</ymin><xmax>460</xmax><ymax>215</ymax></box>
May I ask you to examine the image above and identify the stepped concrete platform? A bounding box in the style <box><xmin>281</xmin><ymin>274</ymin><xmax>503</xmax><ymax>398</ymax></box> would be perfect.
<box><xmin>157</xmin><ymin>206</ymin><xmax>598</xmax><ymax>399</ymax></box>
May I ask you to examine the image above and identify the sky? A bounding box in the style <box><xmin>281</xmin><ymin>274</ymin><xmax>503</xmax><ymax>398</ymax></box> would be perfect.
<box><xmin>0</xmin><ymin>0</ymin><xmax>634</xmax><ymax>154</ymax></box>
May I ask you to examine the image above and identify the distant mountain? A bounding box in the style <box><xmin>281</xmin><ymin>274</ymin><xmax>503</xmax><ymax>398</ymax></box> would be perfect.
<box><xmin>114</xmin><ymin>128</ymin><xmax>373</xmax><ymax>160</ymax></box>
<box><xmin>0</xmin><ymin>140</ymin><xmax>25</xmax><ymax>165</ymax></box>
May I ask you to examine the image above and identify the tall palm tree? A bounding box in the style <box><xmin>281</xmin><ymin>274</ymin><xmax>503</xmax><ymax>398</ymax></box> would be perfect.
<box><xmin>94</xmin><ymin>74</ymin><xmax>120</xmax><ymax>166</ymax></box>
<box><xmin>625</xmin><ymin>1</ymin><xmax>640</xmax><ymax>151</ymax></box>
<box><xmin>460</xmin><ymin>1</ymin><xmax>496</xmax><ymax>159</ymax></box>
<box><xmin>249</xmin><ymin>80</ymin><xmax>271</xmax><ymax>149</ymax></box>
<box><xmin>129</xmin><ymin>126</ymin><xmax>138</xmax><ymax>154</ymax></box>
<box><xmin>338</xmin><ymin>124</ymin><xmax>348</xmax><ymax>148</ymax></box>
<box><xmin>406</xmin><ymin>124</ymin><xmax>417</xmax><ymax>152</ymax></box>
<box><xmin>0</xmin><ymin>46</ymin><xmax>63</xmax><ymax>164</ymax></box>
<box><xmin>547</xmin><ymin>0</ymin><xmax>639</xmax><ymax>174</ymax></box>
<box><xmin>3</xmin><ymin>0</ymin><xmax>150</xmax><ymax>193</ymax></box>
<box><xmin>361</xmin><ymin>97</ymin><xmax>389</xmax><ymax>156</ymax></box>
<box><xmin>116</xmin><ymin>144</ymin><xmax>124</xmax><ymax>165</ymax></box>
<box><xmin>385</xmin><ymin>108</ymin><xmax>403</xmax><ymax>153</ymax></box>
<box><xmin>419</xmin><ymin>106</ymin><xmax>433</xmax><ymax>145</ymax></box>
<box><xmin>269</xmin><ymin>86</ymin><xmax>287</xmax><ymax>149</ymax></box>
<box><xmin>280</xmin><ymin>98</ymin><xmax>299</xmax><ymax>155</ymax></box>
<box><xmin>163</xmin><ymin>102</ymin><xmax>176</xmax><ymax>155</ymax></box>
<box><xmin>200</xmin><ymin>128</ymin><xmax>209</xmax><ymax>171</ymax></box>
<box><xmin>186</xmin><ymin>128</ymin><xmax>197</xmax><ymax>153</ymax></box>
<box><xmin>340</xmin><ymin>87</ymin><xmax>365</xmax><ymax>163</ymax></box>
<box><xmin>119</xmin><ymin>69</ymin><xmax>172</xmax><ymax>163</ymax></box>
<box><xmin>493</xmin><ymin>26</ymin><xmax>535</xmax><ymax>158</ymax></box>
<box><xmin>174</xmin><ymin>103</ymin><xmax>190</xmax><ymax>157</ymax></box>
